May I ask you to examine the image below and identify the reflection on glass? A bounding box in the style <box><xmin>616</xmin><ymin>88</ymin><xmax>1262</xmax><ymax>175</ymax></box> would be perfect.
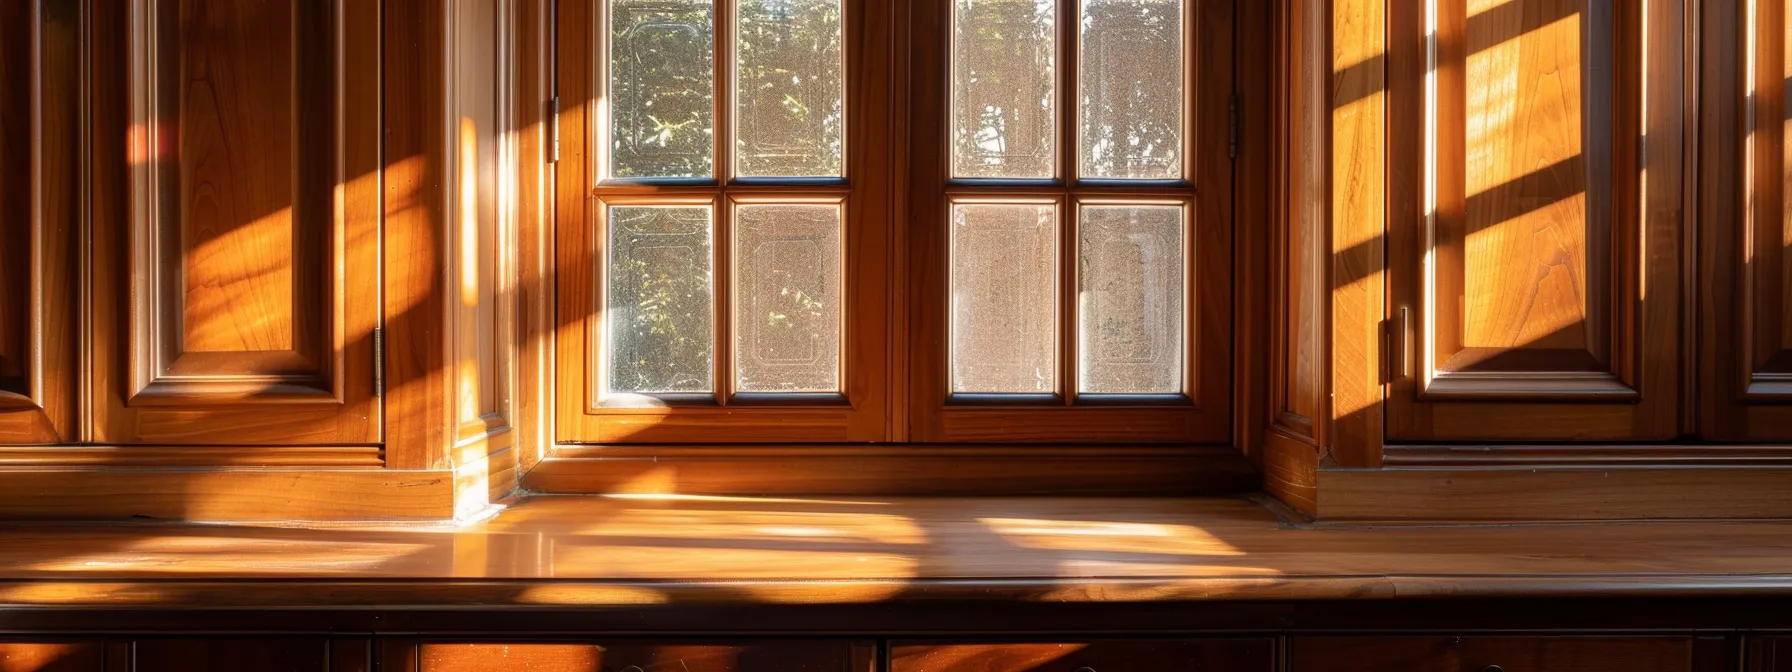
<box><xmin>1079</xmin><ymin>0</ymin><xmax>1182</xmax><ymax>179</ymax></box>
<box><xmin>734</xmin><ymin>204</ymin><xmax>842</xmax><ymax>392</ymax></box>
<box><xmin>735</xmin><ymin>0</ymin><xmax>844</xmax><ymax>177</ymax></box>
<box><xmin>952</xmin><ymin>0</ymin><xmax>1056</xmax><ymax>178</ymax></box>
<box><xmin>1078</xmin><ymin>205</ymin><xmax>1183</xmax><ymax>394</ymax></box>
<box><xmin>951</xmin><ymin>203</ymin><xmax>1057</xmax><ymax>393</ymax></box>
<box><xmin>607</xmin><ymin>205</ymin><xmax>715</xmax><ymax>394</ymax></box>
<box><xmin>609</xmin><ymin>0</ymin><xmax>715</xmax><ymax>178</ymax></box>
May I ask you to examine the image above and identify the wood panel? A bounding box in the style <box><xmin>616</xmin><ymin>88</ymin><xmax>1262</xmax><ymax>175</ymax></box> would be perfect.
<box><xmin>0</xmin><ymin>642</ymin><xmax>103</xmax><ymax>672</ymax></box>
<box><xmin>1319</xmin><ymin>464</ymin><xmax>1792</xmax><ymax>521</ymax></box>
<box><xmin>0</xmin><ymin>467</ymin><xmax>454</xmax><ymax>521</ymax></box>
<box><xmin>1290</xmin><ymin>636</ymin><xmax>1722</xmax><ymax>672</ymax></box>
<box><xmin>1386</xmin><ymin>0</ymin><xmax>1685</xmax><ymax>441</ymax></box>
<box><xmin>0</xmin><ymin>0</ymin><xmax>82</xmax><ymax>444</ymax></box>
<box><xmin>1331</xmin><ymin>0</ymin><xmax>1386</xmax><ymax>465</ymax></box>
<box><xmin>131</xmin><ymin>639</ymin><xmax>327</xmax><ymax>672</ymax></box>
<box><xmin>417</xmin><ymin>642</ymin><xmax>861</xmax><ymax>672</ymax></box>
<box><xmin>891</xmin><ymin>640</ymin><xmax>1272</xmax><ymax>672</ymax></box>
<box><xmin>1750</xmin><ymin>637</ymin><xmax>1791</xmax><ymax>672</ymax></box>
<box><xmin>88</xmin><ymin>0</ymin><xmax>381</xmax><ymax>445</ymax></box>
<box><xmin>1701</xmin><ymin>0</ymin><xmax>1792</xmax><ymax>440</ymax></box>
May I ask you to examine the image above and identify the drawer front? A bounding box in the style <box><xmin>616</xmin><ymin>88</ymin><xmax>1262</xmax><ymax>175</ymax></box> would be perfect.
<box><xmin>0</xmin><ymin>642</ymin><xmax>104</xmax><ymax>672</ymax></box>
<box><xmin>1289</xmin><ymin>636</ymin><xmax>1710</xmax><ymax>672</ymax></box>
<box><xmin>417</xmin><ymin>642</ymin><xmax>861</xmax><ymax>672</ymax></box>
<box><xmin>890</xmin><ymin>639</ymin><xmax>1274</xmax><ymax>672</ymax></box>
<box><xmin>1748</xmin><ymin>637</ymin><xmax>1791</xmax><ymax>672</ymax></box>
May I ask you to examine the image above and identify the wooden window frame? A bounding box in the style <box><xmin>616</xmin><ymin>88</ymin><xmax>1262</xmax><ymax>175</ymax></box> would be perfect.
<box><xmin>906</xmin><ymin>0</ymin><xmax>1236</xmax><ymax>443</ymax></box>
<box><xmin>554</xmin><ymin>0</ymin><xmax>894</xmax><ymax>444</ymax></box>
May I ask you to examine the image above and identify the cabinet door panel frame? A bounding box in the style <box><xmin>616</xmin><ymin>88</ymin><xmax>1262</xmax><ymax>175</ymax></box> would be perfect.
<box><xmin>1386</xmin><ymin>0</ymin><xmax>1684</xmax><ymax>442</ymax></box>
<box><xmin>89</xmin><ymin>0</ymin><xmax>382</xmax><ymax>445</ymax></box>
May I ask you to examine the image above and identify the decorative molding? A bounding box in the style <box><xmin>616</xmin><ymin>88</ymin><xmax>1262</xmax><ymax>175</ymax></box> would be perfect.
<box><xmin>0</xmin><ymin>445</ymin><xmax>383</xmax><ymax>467</ymax></box>
<box><xmin>524</xmin><ymin>444</ymin><xmax>1259</xmax><ymax>496</ymax></box>
<box><xmin>0</xmin><ymin>467</ymin><xmax>454</xmax><ymax>521</ymax></box>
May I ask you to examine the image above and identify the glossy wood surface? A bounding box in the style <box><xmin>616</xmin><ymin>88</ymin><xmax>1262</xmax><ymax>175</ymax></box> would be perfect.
<box><xmin>0</xmin><ymin>642</ymin><xmax>103</xmax><ymax>672</ymax></box>
<box><xmin>1289</xmin><ymin>636</ymin><xmax>1723</xmax><ymax>672</ymax></box>
<box><xmin>415</xmin><ymin>642</ymin><xmax>860</xmax><ymax>672</ymax></box>
<box><xmin>1384</xmin><ymin>0</ymin><xmax>1685</xmax><ymax>441</ymax></box>
<box><xmin>3</xmin><ymin>495</ymin><xmax>1792</xmax><ymax>608</ymax></box>
<box><xmin>890</xmin><ymin>640</ymin><xmax>1272</xmax><ymax>672</ymax></box>
<box><xmin>1700</xmin><ymin>0</ymin><xmax>1792</xmax><ymax>440</ymax></box>
<box><xmin>87</xmin><ymin>0</ymin><xmax>381</xmax><ymax>445</ymax></box>
<box><xmin>0</xmin><ymin>0</ymin><xmax>82</xmax><ymax>445</ymax></box>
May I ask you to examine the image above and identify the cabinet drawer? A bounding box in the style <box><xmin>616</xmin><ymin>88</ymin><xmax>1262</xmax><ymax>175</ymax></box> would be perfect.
<box><xmin>0</xmin><ymin>642</ymin><xmax>103</xmax><ymax>672</ymax></box>
<box><xmin>889</xmin><ymin>639</ymin><xmax>1273</xmax><ymax>672</ymax></box>
<box><xmin>417</xmin><ymin>642</ymin><xmax>862</xmax><ymax>672</ymax></box>
<box><xmin>1289</xmin><ymin>636</ymin><xmax>1713</xmax><ymax>672</ymax></box>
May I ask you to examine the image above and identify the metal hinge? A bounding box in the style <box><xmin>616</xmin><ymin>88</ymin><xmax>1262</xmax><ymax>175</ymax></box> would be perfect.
<box><xmin>372</xmin><ymin>327</ymin><xmax>385</xmax><ymax>397</ymax></box>
<box><xmin>1228</xmin><ymin>92</ymin><xmax>1238</xmax><ymax>160</ymax></box>
<box><xmin>547</xmin><ymin>96</ymin><xmax>560</xmax><ymax>164</ymax></box>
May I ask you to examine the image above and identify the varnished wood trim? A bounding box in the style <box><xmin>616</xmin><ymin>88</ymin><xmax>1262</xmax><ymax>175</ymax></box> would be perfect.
<box><xmin>0</xmin><ymin>468</ymin><xmax>454</xmax><ymax>520</ymax></box>
<box><xmin>523</xmin><ymin>445</ymin><xmax>1258</xmax><ymax>496</ymax></box>
<box><xmin>0</xmin><ymin>445</ymin><xmax>383</xmax><ymax>467</ymax></box>
<box><xmin>1384</xmin><ymin>445</ymin><xmax>1792</xmax><ymax>467</ymax></box>
<box><xmin>1318</xmin><ymin>466</ymin><xmax>1792</xmax><ymax>521</ymax></box>
<box><xmin>1329</xmin><ymin>0</ymin><xmax>1383</xmax><ymax>467</ymax></box>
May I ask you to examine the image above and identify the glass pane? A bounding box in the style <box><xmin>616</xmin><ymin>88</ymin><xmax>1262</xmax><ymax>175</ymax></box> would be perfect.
<box><xmin>952</xmin><ymin>0</ymin><xmax>1056</xmax><ymax>179</ymax></box>
<box><xmin>734</xmin><ymin>204</ymin><xmax>842</xmax><ymax>392</ymax></box>
<box><xmin>951</xmin><ymin>203</ymin><xmax>1057</xmax><ymax>393</ymax></box>
<box><xmin>1078</xmin><ymin>0</ymin><xmax>1182</xmax><ymax>179</ymax></box>
<box><xmin>609</xmin><ymin>0</ymin><xmax>715</xmax><ymax>179</ymax></box>
<box><xmin>607</xmin><ymin>205</ymin><xmax>715</xmax><ymax>394</ymax></box>
<box><xmin>734</xmin><ymin>0</ymin><xmax>844</xmax><ymax>177</ymax></box>
<box><xmin>1078</xmin><ymin>205</ymin><xmax>1183</xmax><ymax>394</ymax></box>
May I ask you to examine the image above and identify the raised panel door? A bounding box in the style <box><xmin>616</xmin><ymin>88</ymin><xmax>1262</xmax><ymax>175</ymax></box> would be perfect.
<box><xmin>89</xmin><ymin>0</ymin><xmax>381</xmax><ymax>445</ymax></box>
<box><xmin>1387</xmin><ymin>0</ymin><xmax>1685</xmax><ymax>441</ymax></box>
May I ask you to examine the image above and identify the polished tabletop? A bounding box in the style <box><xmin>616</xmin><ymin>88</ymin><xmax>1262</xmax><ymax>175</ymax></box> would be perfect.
<box><xmin>2</xmin><ymin>494</ymin><xmax>1791</xmax><ymax>608</ymax></box>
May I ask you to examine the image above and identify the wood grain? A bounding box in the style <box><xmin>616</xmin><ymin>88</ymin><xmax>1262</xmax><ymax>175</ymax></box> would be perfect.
<box><xmin>0</xmin><ymin>468</ymin><xmax>453</xmax><ymax>521</ymax></box>
<box><xmin>890</xmin><ymin>640</ymin><xmax>1273</xmax><ymax>672</ymax></box>
<box><xmin>89</xmin><ymin>0</ymin><xmax>380</xmax><ymax>444</ymax></box>
<box><xmin>0</xmin><ymin>642</ymin><xmax>103</xmax><ymax>672</ymax></box>
<box><xmin>132</xmin><ymin>638</ymin><xmax>327</xmax><ymax>672</ymax></box>
<box><xmin>1289</xmin><ymin>636</ymin><xmax>1719</xmax><ymax>672</ymax></box>
<box><xmin>0</xmin><ymin>0</ymin><xmax>81</xmax><ymax>444</ymax></box>
<box><xmin>1329</xmin><ymin>0</ymin><xmax>1385</xmax><ymax>466</ymax></box>
<box><xmin>1320</xmin><ymin>465</ymin><xmax>1792</xmax><ymax>520</ymax></box>
<box><xmin>1385</xmin><ymin>0</ymin><xmax>1684</xmax><ymax>441</ymax></box>
<box><xmin>419</xmin><ymin>642</ymin><xmax>856</xmax><ymax>672</ymax></box>
<box><xmin>524</xmin><ymin>445</ymin><xmax>1258</xmax><ymax>496</ymax></box>
<box><xmin>1701</xmin><ymin>0</ymin><xmax>1792</xmax><ymax>439</ymax></box>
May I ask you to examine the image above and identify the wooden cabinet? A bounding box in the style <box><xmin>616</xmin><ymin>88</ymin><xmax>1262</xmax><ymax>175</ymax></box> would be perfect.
<box><xmin>1749</xmin><ymin>637</ymin><xmax>1792</xmax><ymax>672</ymax></box>
<box><xmin>81</xmin><ymin>0</ymin><xmax>383</xmax><ymax>445</ymax></box>
<box><xmin>1289</xmin><ymin>636</ymin><xmax>1723</xmax><ymax>672</ymax></box>
<box><xmin>0</xmin><ymin>0</ymin><xmax>82</xmax><ymax>445</ymax></box>
<box><xmin>890</xmin><ymin>640</ymin><xmax>1273</xmax><ymax>672</ymax></box>
<box><xmin>412</xmin><ymin>642</ymin><xmax>865</xmax><ymax>672</ymax></box>
<box><xmin>1698</xmin><ymin>0</ymin><xmax>1792</xmax><ymax>441</ymax></box>
<box><xmin>1384</xmin><ymin>0</ymin><xmax>1687</xmax><ymax>442</ymax></box>
<box><xmin>0</xmin><ymin>642</ymin><xmax>104</xmax><ymax>672</ymax></box>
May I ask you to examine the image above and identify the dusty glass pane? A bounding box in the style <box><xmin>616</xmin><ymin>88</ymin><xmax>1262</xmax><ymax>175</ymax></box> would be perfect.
<box><xmin>609</xmin><ymin>0</ymin><xmax>715</xmax><ymax>178</ymax></box>
<box><xmin>1079</xmin><ymin>0</ymin><xmax>1182</xmax><ymax>179</ymax></box>
<box><xmin>952</xmin><ymin>0</ymin><xmax>1056</xmax><ymax>178</ymax></box>
<box><xmin>607</xmin><ymin>205</ymin><xmax>715</xmax><ymax>394</ymax></box>
<box><xmin>951</xmin><ymin>203</ymin><xmax>1057</xmax><ymax>393</ymax></box>
<box><xmin>735</xmin><ymin>0</ymin><xmax>844</xmax><ymax>177</ymax></box>
<box><xmin>734</xmin><ymin>204</ymin><xmax>842</xmax><ymax>392</ymax></box>
<box><xmin>1078</xmin><ymin>205</ymin><xmax>1183</xmax><ymax>394</ymax></box>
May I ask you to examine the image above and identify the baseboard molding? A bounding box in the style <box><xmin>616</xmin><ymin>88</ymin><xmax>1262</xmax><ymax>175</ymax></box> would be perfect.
<box><xmin>0</xmin><ymin>468</ymin><xmax>456</xmax><ymax>521</ymax></box>
<box><xmin>524</xmin><ymin>445</ymin><xmax>1260</xmax><ymax>496</ymax></box>
<box><xmin>0</xmin><ymin>445</ymin><xmax>385</xmax><ymax>467</ymax></box>
<box><xmin>1383</xmin><ymin>444</ymin><xmax>1792</xmax><ymax>467</ymax></box>
<box><xmin>1319</xmin><ymin>463</ymin><xmax>1792</xmax><ymax>522</ymax></box>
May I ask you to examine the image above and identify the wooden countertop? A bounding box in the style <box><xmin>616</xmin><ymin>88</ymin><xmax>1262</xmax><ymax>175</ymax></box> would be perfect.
<box><xmin>3</xmin><ymin>494</ymin><xmax>1792</xmax><ymax>610</ymax></box>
